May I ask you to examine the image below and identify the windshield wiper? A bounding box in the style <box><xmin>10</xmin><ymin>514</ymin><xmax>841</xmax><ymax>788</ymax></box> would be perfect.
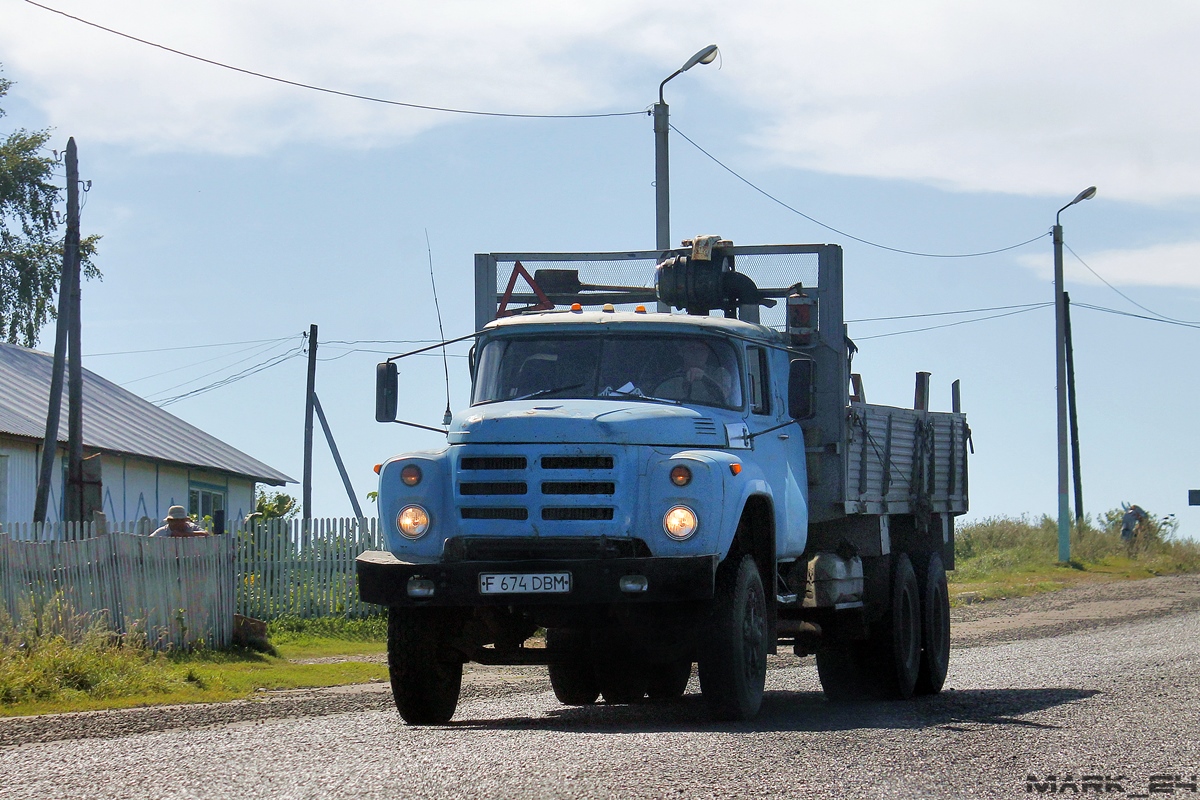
<box><xmin>604</xmin><ymin>389</ymin><xmax>681</xmax><ymax>405</ymax></box>
<box><xmin>511</xmin><ymin>382</ymin><xmax>587</xmax><ymax>402</ymax></box>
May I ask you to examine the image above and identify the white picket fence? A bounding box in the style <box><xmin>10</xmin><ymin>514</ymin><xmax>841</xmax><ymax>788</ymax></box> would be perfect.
<box><xmin>0</xmin><ymin>532</ymin><xmax>235</xmax><ymax>649</ymax></box>
<box><xmin>0</xmin><ymin>518</ymin><xmax>385</xmax><ymax>641</ymax></box>
<box><xmin>235</xmin><ymin>518</ymin><xmax>382</xmax><ymax>619</ymax></box>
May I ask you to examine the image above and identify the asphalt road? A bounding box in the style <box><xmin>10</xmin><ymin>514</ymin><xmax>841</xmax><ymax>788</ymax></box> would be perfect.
<box><xmin>3</xmin><ymin>586</ymin><xmax>1199</xmax><ymax>799</ymax></box>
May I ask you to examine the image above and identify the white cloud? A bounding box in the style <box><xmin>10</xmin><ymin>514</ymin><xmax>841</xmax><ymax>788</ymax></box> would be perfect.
<box><xmin>1019</xmin><ymin>241</ymin><xmax>1200</xmax><ymax>289</ymax></box>
<box><xmin>4</xmin><ymin>0</ymin><xmax>1200</xmax><ymax>202</ymax></box>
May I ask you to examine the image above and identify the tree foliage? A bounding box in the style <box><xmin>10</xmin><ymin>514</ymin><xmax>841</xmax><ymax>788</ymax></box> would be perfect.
<box><xmin>0</xmin><ymin>67</ymin><xmax>99</xmax><ymax>347</ymax></box>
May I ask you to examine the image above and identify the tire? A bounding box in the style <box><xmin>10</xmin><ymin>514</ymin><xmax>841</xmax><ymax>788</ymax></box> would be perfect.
<box><xmin>596</xmin><ymin>661</ymin><xmax>648</xmax><ymax>705</ymax></box>
<box><xmin>547</xmin><ymin>628</ymin><xmax>600</xmax><ymax>705</ymax></box>
<box><xmin>815</xmin><ymin>643</ymin><xmax>872</xmax><ymax>701</ymax></box>
<box><xmin>915</xmin><ymin>553</ymin><xmax>950</xmax><ymax>695</ymax></box>
<box><xmin>387</xmin><ymin>607</ymin><xmax>463</xmax><ymax>725</ymax></box>
<box><xmin>646</xmin><ymin>659</ymin><xmax>692</xmax><ymax>700</ymax></box>
<box><xmin>875</xmin><ymin>552</ymin><xmax>922</xmax><ymax>700</ymax></box>
<box><xmin>698</xmin><ymin>554</ymin><xmax>768</xmax><ymax>721</ymax></box>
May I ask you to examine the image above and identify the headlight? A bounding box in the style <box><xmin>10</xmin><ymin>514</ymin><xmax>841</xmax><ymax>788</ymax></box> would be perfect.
<box><xmin>663</xmin><ymin>505</ymin><xmax>698</xmax><ymax>540</ymax></box>
<box><xmin>397</xmin><ymin>505</ymin><xmax>430</xmax><ymax>538</ymax></box>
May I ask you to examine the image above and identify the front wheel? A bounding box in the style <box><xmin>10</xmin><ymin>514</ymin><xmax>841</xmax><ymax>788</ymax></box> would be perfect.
<box><xmin>547</xmin><ymin>628</ymin><xmax>600</xmax><ymax>705</ymax></box>
<box><xmin>387</xmin><ymin>607</ymin><xmax>463</xmax><ymax>725</ymax></box>
<box><xmin>646</xmin><ymin>659</ymin><xmax>692</xmax><ymax>700</ymax></box>
<box><xmin>699</xmin><ymin>554</ymin><xmax>768</xmax><ymax>721</ymax></box>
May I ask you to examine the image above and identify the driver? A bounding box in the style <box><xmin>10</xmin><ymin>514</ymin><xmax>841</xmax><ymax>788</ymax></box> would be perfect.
<box><xmin>674</xmin><ymin>339</ymin><xmax>733</xmax><ymax>404</ymax></box>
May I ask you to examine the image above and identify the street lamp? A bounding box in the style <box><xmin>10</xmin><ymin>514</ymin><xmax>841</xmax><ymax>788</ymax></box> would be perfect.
<box><xmin>654</xmin><ymin>45</ymin><xmax>719</xmax><ymax>251</ymax></box>
<box><xmin>1054</xmin><ymin>185</ymin><xmax>1096</xmax><ymax>562</ymax></box>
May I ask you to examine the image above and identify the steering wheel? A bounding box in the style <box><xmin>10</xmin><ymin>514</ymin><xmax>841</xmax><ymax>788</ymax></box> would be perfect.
<box><xmin>651</xmin><ymin>370</ymin><xmax>725</xmax><ymax>402</ymax></box>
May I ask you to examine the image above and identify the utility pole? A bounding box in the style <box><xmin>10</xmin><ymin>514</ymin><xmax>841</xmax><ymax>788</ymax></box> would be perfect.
<box><xmin>1052</xmin><ymin>186</ymin><xmax>1095</xmax><ymax>563</ymax></box>
<box><xmin>33</xmin><ymin>138</ymin><xmax>80</xmax><ymax>523</ymax></box>
<box><xmin>302</xmin><ymin>323</ymin><xmax>317</xmax><ymax>522</ymax></box>
<box><xmin>1064</xmin><ymin>292</ymin><xmax>1083</xmax><ymax>526</ymax></box>
<box><xmin>65</xmin><ymin>152</ymin><xmax>85</xmax><ymax>523</ymax></box>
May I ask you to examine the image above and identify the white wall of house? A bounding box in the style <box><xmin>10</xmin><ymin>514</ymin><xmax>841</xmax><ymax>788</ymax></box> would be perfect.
<box><xmin>0</xmin><ymin>435</ymin><xmax>258</xmax><ymax>526</ymax></box>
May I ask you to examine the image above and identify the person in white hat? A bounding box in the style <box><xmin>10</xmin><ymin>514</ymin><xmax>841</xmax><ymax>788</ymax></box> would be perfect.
<box><xmin>150</xmin><ymin>506</ymin><xmax>211</xmax><ymax>537</ymax></box>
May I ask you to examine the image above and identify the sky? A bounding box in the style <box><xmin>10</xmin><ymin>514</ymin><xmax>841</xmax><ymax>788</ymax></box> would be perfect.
<box><xmin>2</xmin><ymin>0</ymin><xmax>1199</xmax><ymax>535</ymax></box>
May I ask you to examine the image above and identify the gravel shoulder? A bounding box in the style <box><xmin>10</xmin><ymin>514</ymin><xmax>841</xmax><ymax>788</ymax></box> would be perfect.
<box><xmin>3</xmin><ymin>572</ymin><xmax>1198</xmax><ymax>749</ymax></box>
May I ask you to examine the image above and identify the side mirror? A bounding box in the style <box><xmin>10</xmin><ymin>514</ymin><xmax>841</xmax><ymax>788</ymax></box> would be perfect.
<box><xmin>376</xmin><ymin>362</ymin><xmax>398</xmax><ymax>422</ymax></box>
<box><xmin>788</xmin><ymin>358</ymin><xmax>815</xmax><ymax>420</ymax></box>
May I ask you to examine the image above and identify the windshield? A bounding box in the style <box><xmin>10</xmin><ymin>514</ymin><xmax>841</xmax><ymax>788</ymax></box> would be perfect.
<box><xmin>472</xmin><ymin>334</ymin><xmax>744</xmax><ymax>410</ymax></box>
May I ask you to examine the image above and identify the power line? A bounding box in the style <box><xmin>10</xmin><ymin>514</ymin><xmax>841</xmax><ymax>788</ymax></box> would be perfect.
<box><xmin>155</xmin><ymin>346</ymin><xmax>306</xmax><ymax>407</ymax></box>
<box><xmin>24</xmin><ymin>0</ymin><xmax>644</xmax><ymax>120</ymax></box>
<box><xmin>854</xmin><ymin>303</ymin><xmax>1051</xmax><ymax>340</ymax></box>
<box><xmin>144</xmin><ymin>337</ymin><xmax>303</xmax><ymax>399</ymax></box>
<box><xmin>1073</xmin><ymin>302</ymin><xmax>1200</xmax><ymax>331</ymax></box>
<box><xmin>86</xmin><ymin>335</ymin><xmax>296</xmax><ymax>357</ymax></box>
<box><xmin>1064</xmin><ymin>243</ymin><xmax>1200</xmax><ymax>325</ymax></box>
<box><xmin>669</xmin><ymin>123</ymin><xmax>1050</xmax><ymax>259</ymax></box>
<box><xmin>846</xmin><ymin>302</ymin><xmax>1048</xmax><ymax>324</ymax></box>
<box><xmin>120</xmin><ymin>338</ymin><xmax>298</xmax><ymax>386</ymax></box>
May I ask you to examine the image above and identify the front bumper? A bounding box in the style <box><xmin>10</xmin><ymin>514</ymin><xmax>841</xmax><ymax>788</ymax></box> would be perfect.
<box><xmin>356</xmin><ymin>550</ymin><xmax>718</xmax><ymax>607</ymax></box>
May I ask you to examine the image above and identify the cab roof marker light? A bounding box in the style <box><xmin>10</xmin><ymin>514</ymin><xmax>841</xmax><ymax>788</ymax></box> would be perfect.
<box><xmin>571</xmin><ymin>303</ymin><xmax>583</xmax><ymax>312</ymax></box>
<box><xmin>635</xmin><ymin>305</ymin><xmax>647</xmax><ymax>313</ymax></box>
<box><xmin>602</xmin><ymin>303</ymin><xmax>616</xmax><ymax>312</ymax></box>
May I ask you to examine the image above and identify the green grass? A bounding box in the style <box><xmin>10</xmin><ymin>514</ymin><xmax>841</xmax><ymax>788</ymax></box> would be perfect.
<box><xmin>950</xmin><ymin>509</ymin><xmax>1200</xmax><ymax>604</ymax></box>
<box><xmin>0</xmin><ymin>609</ymin><xmax>387</xmax><ymax>718</ymax></box>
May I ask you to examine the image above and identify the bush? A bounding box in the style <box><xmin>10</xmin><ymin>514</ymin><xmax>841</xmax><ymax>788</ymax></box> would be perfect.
<box><xmin>955</xmin><ymin>508</ymin><xmax>1200</xmax><ymax>580</ymax></box>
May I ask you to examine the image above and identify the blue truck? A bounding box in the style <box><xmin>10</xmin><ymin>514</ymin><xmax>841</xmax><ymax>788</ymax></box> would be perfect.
<box><xmin>358</xmin><ymin>237</ymin><xmax>969</xmax><ymax>723</ymax></box>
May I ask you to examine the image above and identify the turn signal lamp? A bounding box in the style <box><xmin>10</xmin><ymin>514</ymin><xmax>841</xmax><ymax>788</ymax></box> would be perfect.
<box><xmin>373</xmin><ymin>463</ymin><xmax>382</xmax><ymax>475</ymax></box>
<box><xmin>669</xmin><ymin>464</ymin><xmax>692</xmax><ymax>486</ymax></box>
<box><xmin>730</xmin><ymin>463</ymin><xmax>742</xmax><ymax>476</ymax></box>
<box><xmin>400</xmin><ymin>464</ymin><xmax>422</xmax><ymax>486</ymax></box>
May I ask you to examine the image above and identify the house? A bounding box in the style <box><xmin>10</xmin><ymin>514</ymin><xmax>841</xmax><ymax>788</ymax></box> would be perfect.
<box><xmin>0</xmin><ymin>342</ymin><xmax>293</xmax><ymax>526</ymax></box>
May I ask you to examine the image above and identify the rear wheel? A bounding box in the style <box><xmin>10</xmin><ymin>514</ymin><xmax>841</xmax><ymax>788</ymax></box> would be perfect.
<box><xmin>816</xmin><ymin>552</ymin><xmax>921</xmax><ymax>701</ymax></box>
<box><xmin>699</xmin><ymin>554</ymin><xmax>768</xmax><ymax>721</ymax></box>
<box><xmin>387</xmin><ymin>607</ymin><xmax>462</xmax><ymax>725</ymax></box>
<box><xmin>915</xmin><ymin>553</ymin><xmax>950</xmax><ymax>695</ymax></box>
<box><xmin>874</xmin><ymin>552</ymin><xmax>922</xmax><ymax>700</ymax></box>
<box><xmin>547</xmin><ymin>628</ymin><xmax>600</xmax><ymax>705</ymax></box>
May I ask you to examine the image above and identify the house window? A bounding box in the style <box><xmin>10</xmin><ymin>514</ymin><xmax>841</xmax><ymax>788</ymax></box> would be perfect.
<box><xmin>747</xmin><ymin>347</ymin><xmax>771</xmax><ymax>416</ymax></box>
<box><xmin>189</xmin><ymin>487</ymin><xmax>225</xmax><ymax>520</ymax></box>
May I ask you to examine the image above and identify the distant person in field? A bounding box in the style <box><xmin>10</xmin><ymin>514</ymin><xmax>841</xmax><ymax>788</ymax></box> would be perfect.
<box><xmin>150</xmin><ymin>506</ymin><xmax>211</xmax><ymax>537</ymax></box>
<box><xmin>1120</xmin><ymin>503</ymin><xmax>1147</xmax><ymax>545</ymax></box>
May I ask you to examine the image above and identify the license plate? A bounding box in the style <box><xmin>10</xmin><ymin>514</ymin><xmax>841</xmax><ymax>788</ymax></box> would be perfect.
<box><xmin>479</xmin><ymin>572</ymin><xmax>572</xmax><ymax>595</ymax></box>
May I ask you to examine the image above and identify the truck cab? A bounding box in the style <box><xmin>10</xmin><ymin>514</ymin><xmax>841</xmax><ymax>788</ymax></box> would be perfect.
<box><xmin>359</xmin><ymin>238</ymin><xmax>967</xmax><ymax>723</ymax></box>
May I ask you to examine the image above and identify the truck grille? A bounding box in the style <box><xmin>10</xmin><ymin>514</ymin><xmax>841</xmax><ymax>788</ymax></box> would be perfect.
<box><xmin>456</xmin><ymin>450</ymin><xmax>620</xmax><ymax>529</ymax></box>
<box><xmin>541</xmin><ymin>456</ymin><xmax>613</xmax><ymax>470</ymax></box>
<box><xmin>542</xmin><ymin>507</ymin><xmax>614</xmax><ymax>521</ymax></box>
<box><xmin>541</xmin><ymin>482</ymin><xmax>614</xmax><ymax>495</ymax></box>
<box><xmin>459</xmin><ymin>481</ymin><xmax>527</xmax><ymax>495</ymax></box>
<box><xmin>460</xmin><ymin>508</ymin><xmax>529</xmax><ymax>520</ymax></box>
<box><xmin>462</xmin><ymin>456</ymin><xmax>527</xmax><ymax>471</ymax></box>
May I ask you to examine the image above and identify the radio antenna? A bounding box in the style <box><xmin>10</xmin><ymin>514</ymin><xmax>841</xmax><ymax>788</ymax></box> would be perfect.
<box><xmin>426</xmin><ymin>229</ymin><xmax>453</xmax><ymax>426</ymax></box>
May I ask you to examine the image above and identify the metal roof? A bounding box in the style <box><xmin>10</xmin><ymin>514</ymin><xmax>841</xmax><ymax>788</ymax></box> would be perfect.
<box><xmin>0</xmin><ymin>342</ymin><xmax>293</xmax><ymax>485</ymax></box>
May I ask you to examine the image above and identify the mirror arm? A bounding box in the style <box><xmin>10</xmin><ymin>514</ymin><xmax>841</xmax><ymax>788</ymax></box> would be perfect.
<box><xmin>746</xmin><ymin>418</ymin><xmax>799</xmax><ymax>441</ymax></box>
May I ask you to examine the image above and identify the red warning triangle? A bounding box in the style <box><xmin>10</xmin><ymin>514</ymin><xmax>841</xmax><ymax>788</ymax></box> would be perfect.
<box><xmin>495</xmin><ymin>260</ymin><xmax>554</xmax><ymax>318</ymax></box>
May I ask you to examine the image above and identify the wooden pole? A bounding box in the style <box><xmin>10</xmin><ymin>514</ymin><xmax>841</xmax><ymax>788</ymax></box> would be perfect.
<box><xmin>66</xmin><ymin>151</ymin><xmax>85</xmax><ymax>522</ymax></box>
<box><xmin>34</xmin><ymin>138</ymin><xmax>79</xmax><ymax>523</ymax></box>
<box><xmin>302</xmin><ymin>324</ymin><xmax>317</xmax><ymax>521</ymax></box>
<box><xmin>312</xmin><ymin>392</ymin><xmax>365</xmax><ymax>519</ymax></box>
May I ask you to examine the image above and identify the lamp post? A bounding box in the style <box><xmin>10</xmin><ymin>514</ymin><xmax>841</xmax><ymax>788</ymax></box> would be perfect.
<box><xmin>654</xmin><ymin>45</ymin><xmax>719</xmax><ymax>251</ymax></box>
<box><xmin>1054</xmin><ymin>185</ymin><xmax>1096</xmax><ymax>563</ymax></box>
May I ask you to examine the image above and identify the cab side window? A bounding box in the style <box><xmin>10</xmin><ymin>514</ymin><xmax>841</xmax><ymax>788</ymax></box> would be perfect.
<box><xmin>747</xmin><ymin>347</ymin><xmax>770</xmax><ymax>415</ymax></box>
